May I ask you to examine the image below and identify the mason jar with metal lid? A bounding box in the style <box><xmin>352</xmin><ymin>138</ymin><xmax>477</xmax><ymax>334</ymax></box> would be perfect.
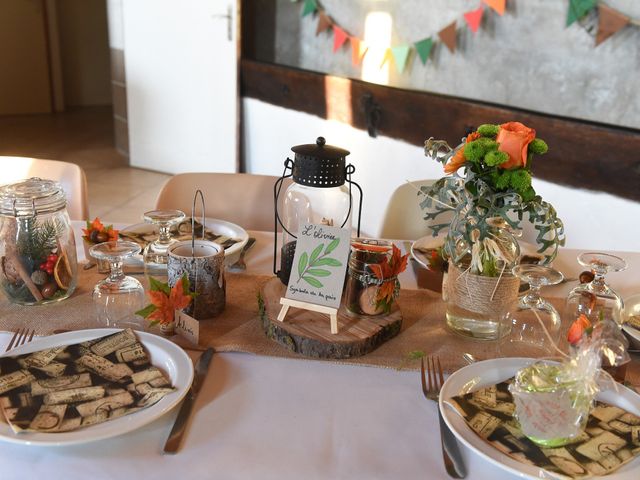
<box><xmin>0</xmin><ymin>178</ymin><xmax>78</xmax><ymax>305</ymax></box>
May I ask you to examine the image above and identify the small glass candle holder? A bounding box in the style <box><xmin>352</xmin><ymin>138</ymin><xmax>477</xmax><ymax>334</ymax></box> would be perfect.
<box><xmin>509</xmin><ymin>361</ymin><xmax>592</xmax><ymax>447</ymax></box>
<box><xmin>344</xmin><ymin>239</ymin><xmax>398</xmax><ymax>316</ymax></box>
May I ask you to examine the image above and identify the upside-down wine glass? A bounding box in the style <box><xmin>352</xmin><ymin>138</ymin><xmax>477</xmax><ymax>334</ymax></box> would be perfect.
<box><xmin>565</xmin><ymin>252</ymin><xmax>627</xmax><ymax>327</ymax></box>
<box><xmin>142</xmin><ymin>209</ymin><xmax>186</xmax><ymax>280</ymax></box>
<box><xmin>91</xmin><ymin>241</ymin><xmax>145</xmax><ymax>329</ymax></box>
<box><xmin>499</xmin><ymin>264</ymin><xmax>564</xmax><ymax>358</ymax></box>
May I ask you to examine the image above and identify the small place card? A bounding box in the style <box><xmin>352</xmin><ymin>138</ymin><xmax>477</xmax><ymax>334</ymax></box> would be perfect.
<box><xmin>285</xmin><ymin>223</ymin><xmax>350</xmax><ymax>309</ymax></box>
<box><xmin>175</xmin><ymin>309</ymin><xmax>200</xmax><ymax>345</ymax></box>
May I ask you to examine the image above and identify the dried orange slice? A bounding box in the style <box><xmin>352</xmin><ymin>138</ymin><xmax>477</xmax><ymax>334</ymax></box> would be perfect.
<box><xmin>54</xmin><ymin>251</ymin><xmax>73</xmax><ymax>290</ymax></box>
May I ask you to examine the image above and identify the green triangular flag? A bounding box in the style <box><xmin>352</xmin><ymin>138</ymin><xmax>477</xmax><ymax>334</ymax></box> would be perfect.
<box><xmin>302</xmin><ymin>0</ymin><xmax>318</xmax><ymax>17</ymax></box>
<box><xmin>391</xmin><ymin>45</ymin><xmax>411</xmax><ymax>74</ymax></box>
<box><xmin>414</xmin><ymin>37</ymin><xmax>434</xmax><ymax>65</ymax></box>
<box><xmin>566</xmin><ymin>0</ymin><xmax>597</xmax><ymax>26</ymax></box>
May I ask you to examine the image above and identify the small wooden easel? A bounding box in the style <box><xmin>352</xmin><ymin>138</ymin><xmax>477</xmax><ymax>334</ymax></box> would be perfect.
<box><xmin>277</xmin><ymin>298</ymin><xmax>339</xmax><ymax>334</ymax></box>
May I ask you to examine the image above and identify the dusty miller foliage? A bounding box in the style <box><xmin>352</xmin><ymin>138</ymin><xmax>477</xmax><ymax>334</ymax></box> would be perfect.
<box><xmin>421</xmin><ymin>137</ymin><xmax>566</xmax><ymax>265</ymax></box>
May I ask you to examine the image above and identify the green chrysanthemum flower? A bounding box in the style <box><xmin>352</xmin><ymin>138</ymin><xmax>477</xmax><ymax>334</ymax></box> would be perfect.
<box><xmin>463</xmin><ymin>140</ymin><xmax>486</xmax><ymax>162</ymax></box>
<box><xmin>464</xmin><ymin>138</ymin><xmax>498</xmax><ymax>162</ymax></box>
<box><xmin>484</xmin><ymin>150</ymin><xmax>509</xmax><ymax>167</ymax></box>
<box><xmin>494</xmin><ymin>171</ymin><xmax>512</xmax><ymax>190</ymax></box>
<box><xmin>477</xmin><ymin>124</ymin><xmax>500</xmax><ymax>137</ymax></box>
<box><xmin>529</xmin><ymin>138</ymin><xmax>548</xmax><ymax>155</ymax></box>
<box><xmin>509</xmin><ymin>169</ymin><xmax>532</xmax><ymax>194</ymax></box>
<box><xmin>521</xmin><ymin>186</ymin><xmax>536</xmax><ymax>202</ymax></box>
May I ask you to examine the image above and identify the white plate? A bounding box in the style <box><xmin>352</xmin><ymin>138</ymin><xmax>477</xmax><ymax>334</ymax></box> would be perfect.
<box><xmin>439</xmin><ymin>358</ymin><xmax>640</xmax><ymax>479</ymax></box>
<box><xmin>410</xmin><ymin>232</ymin><xmax>447</xmax><ymax>270</ymax></box>
<box><xmin>0</xmin><ymin>329</ymin><xmax>194</xmax><ymax>447</ymax></box>
<box><xmin>121</xmin><ymin>218</ymin><xmax>249</xmax><ymax>265</ymax></box>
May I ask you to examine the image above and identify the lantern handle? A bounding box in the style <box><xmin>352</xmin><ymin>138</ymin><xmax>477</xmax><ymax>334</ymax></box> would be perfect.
<box><xmin>274</xmin><ymin>159</ymin><xmax>294</xmax><ymax>275</ymax></box>
<box><xmin>344</xmin><ymin>164</ymin><xmax>363</xmax><ymax>236</ymax></box>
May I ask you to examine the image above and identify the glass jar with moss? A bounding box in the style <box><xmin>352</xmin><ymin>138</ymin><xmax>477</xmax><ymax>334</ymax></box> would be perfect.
<box><xmin>0</xmin><ymin>178</ymin><xmax>78</xmax><ymax>305</ymax></box>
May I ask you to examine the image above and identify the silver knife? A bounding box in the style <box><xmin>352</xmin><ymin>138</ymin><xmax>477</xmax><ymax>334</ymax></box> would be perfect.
<box><xmin>163</xmin><ymin>347</ymin><xmax>215</xmax><ymax>454</ymax></box>
<box><xmin>438</xmin><ymin>406</ymin><xmax>467</xmax><ymax>478</ymax></box>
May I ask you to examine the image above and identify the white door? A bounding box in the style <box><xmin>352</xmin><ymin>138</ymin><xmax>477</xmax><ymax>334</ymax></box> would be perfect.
<box><xmin>122</xmin><ymin>0</ymin><xmax>237</xmax><ymax>173</ymax></box>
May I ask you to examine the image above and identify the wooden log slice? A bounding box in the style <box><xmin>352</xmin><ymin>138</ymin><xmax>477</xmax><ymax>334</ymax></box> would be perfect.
<box><xmin>259</xmin><ymin>277</ymin><xmax>402</xmax><ymax>359</ymax></box>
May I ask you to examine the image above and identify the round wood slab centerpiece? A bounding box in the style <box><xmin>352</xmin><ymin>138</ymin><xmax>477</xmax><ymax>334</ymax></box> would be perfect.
<box><xmin>259</xmin><ymin>277</ymin><xmax>403</xmax><ymax>359</ymax></box>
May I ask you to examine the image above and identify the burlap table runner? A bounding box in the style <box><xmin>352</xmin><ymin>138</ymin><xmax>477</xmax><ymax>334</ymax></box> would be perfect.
<box><xmin>1</xmin><ymin>269</ymin><xmax>638</xmax><ymax>384</ymax></box>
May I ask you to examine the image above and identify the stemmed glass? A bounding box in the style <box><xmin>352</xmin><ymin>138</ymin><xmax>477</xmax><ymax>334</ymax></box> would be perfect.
<box><xmin>142</xmin><ymin>209</ymin><xmax>186</xmax><ymax>279</ymax></box>
<box><xmin>565</xmin><ymin>252</ymin><xmax>627</xmax><ymax>327</ymax></box>
<box><xmin>91</xmin><ymin>241</ymin><xmax>145</xmax><ymax>329</ymax></box>
<box><xmin>499</xmin><ymin>265</ymin><xmax>564</xmax><ymax>358</ymax></box>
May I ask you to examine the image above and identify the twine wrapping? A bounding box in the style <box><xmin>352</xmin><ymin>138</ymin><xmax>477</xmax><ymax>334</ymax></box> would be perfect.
<box><xmin>447</xmin><ymin>263</ymin><xmax>520</xmax><ymax>316</ymax></box>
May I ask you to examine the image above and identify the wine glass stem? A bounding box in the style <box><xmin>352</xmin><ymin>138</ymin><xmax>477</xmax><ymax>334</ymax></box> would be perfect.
<box><xmin>523</xmin><ymin>284</ymin><xmax>542</xmax><ymax>307</ymax></box>
<box><xmin>109</xmin><ymin>259</ymin><xmax>125</xmax><ymax>283</ymax></box>
<box><xmin>591</xmin><ymin>272</ymin><xmax>606</xmax><ymax>293</ymax></box>
<box><xmin>158</xmin><ymin>223</ymin><xmax>171</xmax><ymax>245</ymax></box>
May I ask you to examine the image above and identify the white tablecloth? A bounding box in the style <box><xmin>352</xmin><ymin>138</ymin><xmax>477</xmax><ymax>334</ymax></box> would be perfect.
<box><xmin>1</xmin><ymin>224</ymin><xmax>639</xmax><ymax>480</ymax></box>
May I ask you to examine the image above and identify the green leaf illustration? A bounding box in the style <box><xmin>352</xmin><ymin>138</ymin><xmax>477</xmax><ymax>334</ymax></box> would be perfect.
<box><xmin>307</xmin><ymin>268</ymin><xmax>331</xmax><ymax>277</ymax></box>
<box><xmin>324</xmin><ymin>237</ymin><xmax>340</xmax><ymax>255</ymax></box>
<box><xmin>298</xmin><ymin>252</ymin><xmax>308</xmax><ymax>278</ymax></box>
<box><xmin>302</xmin><ymin>276</ymin><xmax>323</xmax><ymax>288</ymax></box>
<box><xmin>315</xmin><ymin>257</ymin><xmax>342</xmax><ymax>267</ymax></box>
<box><xmin>310</xmin><ymin>243</ymin><xmax>324</xmax><ymax>264</ymax></box>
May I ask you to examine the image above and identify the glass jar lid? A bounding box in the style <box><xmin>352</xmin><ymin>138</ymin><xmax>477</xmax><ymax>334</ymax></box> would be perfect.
<box><xmin>0</xmin><ymin>177</ymin><xmax>67</xmax><ymax>217</ymax></box>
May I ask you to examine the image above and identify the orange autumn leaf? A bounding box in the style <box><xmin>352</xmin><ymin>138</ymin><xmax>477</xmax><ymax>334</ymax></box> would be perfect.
<box><xmin>143</xmin><ymin>277</ymin><xmax>194</xmax><ymax>326</ymax></box>
<box><xmin>567</xmin><ymin>314</ymin><xmax>592</xmax><ymax>346</ymax></box>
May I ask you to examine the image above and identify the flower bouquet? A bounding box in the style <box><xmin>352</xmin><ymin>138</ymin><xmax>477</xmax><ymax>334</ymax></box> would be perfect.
<box><xmin>422</xmin><ymin>122</ymin><xmax>565</xmax><ymax>339</ymax></box>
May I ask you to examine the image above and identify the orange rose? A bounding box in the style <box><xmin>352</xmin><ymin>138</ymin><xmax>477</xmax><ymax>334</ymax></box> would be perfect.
<box><xmin>444</xmin><ymin>132</ymin><xmax>480</xmax><ymax>174</ymax></box>
<box><xmin>496</xmin><ymin>122</ymin><xmax>536</xmax><ymax>170</ymax></box>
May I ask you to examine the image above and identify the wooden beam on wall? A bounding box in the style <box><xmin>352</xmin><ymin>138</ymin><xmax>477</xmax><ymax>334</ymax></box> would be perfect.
<box><xmin>241</xmin><ymin>59</ymin><xmax>640</xmax><ymax>203</ymax></box>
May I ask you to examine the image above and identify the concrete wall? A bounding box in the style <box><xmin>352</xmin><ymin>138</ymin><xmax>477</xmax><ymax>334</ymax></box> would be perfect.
<box><xmin>275</xmin><ymin>0</ymin><xmax>640</xmax><ymax>130</ymax></box>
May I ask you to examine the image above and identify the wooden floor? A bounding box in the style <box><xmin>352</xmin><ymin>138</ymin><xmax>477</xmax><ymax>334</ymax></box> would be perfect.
<box><xmin>0</xmin><ymin>107</ymin><xmax>170</xmax><ymax>224</ymax></box>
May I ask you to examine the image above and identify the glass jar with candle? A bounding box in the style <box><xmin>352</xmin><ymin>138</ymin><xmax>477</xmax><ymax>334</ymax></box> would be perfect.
<box><xmin>344</xmin><ymin>239</ymin><xmax>399</xmax><ymax>316</ymax></box>
<box><xmin>0</xmin><ymin>178</ymin><xmax>78</xmax><ymax>305</ymax></box>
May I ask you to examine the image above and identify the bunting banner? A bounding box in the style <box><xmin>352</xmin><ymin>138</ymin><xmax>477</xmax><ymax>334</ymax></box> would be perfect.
<box><xmin>414</xmin><ymin>37</ymin><xmax>434</xmax><ymax>65</ymax></box>
<box><xmin>595</xmin><ymin>3</ymin><xmax>630</xmax><ymax>46</ymax></box>
<box><xmin>464</xmin><ymin>7</ymin><xmax>484</xmax><ymax>33</ymax></box>
<box><xmin>316</xmin><ymin>12</ymin><xmax>332</xmax><ymax>35</ymax></box>
<box><xmin>482</xmin><ymin>0</ymin><xmax>506</xmax><ymax>16</ymax></box>
<box><xmin>350</xmin><ymin>37</ymin><xmax>368</xmax><ymax>66</ymax></box>
<box><xmin>332</xmin><ymin>26</ymin><xmax>348</xmax><ymax>52</ymax></box>
<box><xmin>391</xmin><ymin>45</ymin><xmax>411</xmax><ymax>74</ymax></box>
<box><xmin>438</xmin><ymin>21</ymin><xmax>458</xmax><ymax>53</ymax></box>
<box><xmin>566</xmin><ymin>0</ymin><xmax>638</xmax><ymax>46</ymax></box>
<box><xmin>294</xmin><ymin>0</ymin><xmax>639</xmax><ymax>76</ymax></box>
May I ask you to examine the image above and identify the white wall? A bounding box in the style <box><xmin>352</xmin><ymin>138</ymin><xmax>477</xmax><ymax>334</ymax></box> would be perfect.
<box><xmin>243</xmin><ymin>98</ymin><xmax>640</xmax><ymax>252</ymax></box>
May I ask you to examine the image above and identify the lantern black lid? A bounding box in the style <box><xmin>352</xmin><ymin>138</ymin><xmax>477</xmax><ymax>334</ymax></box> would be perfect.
<box><xmin>290</xmin><ymin>137</ymin><xmax>351</xmax><ymax>187</ymax></box>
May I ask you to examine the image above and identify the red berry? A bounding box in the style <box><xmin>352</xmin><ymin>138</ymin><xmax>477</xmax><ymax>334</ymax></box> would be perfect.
<box><xmin>47</xmin><ymin>254</ymin><xmax>58</xmax><ymax>263</ymax></box>
<box><xmin>40</xmin><ymin>262</ymin><xmax>48</xmax><ymax>271</ymax></box>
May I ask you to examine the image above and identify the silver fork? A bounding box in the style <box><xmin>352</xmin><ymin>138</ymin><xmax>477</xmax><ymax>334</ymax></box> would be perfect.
<box><xmin>228</xmin><ymin>237</ymin><xmax>256</xmax><ymax>272</ymax></box>
<box><xmin>421</xmin><ymin>356</ymin><xmax>467</xmax><ymax>479</ymax></box>
<box><xmin>5</xmin><ymin>328</ymin><xmax>36</xmax><ymax>352</ymax></box>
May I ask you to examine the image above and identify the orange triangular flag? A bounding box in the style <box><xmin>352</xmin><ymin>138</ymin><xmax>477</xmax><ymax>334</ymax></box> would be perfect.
<box><xmin>333</xmin><ymin>26</ymin><xmax>349</xmax><ymax>53</ymax></box>
<box><xmin>316</xmin><ymin>12</ymin><xmax>333</xmax><ymax>36</ymax></box>
<box><xmin>379</xmin><ymin>48</ymin><xmax>391</xmax><ymax>68</ymax></box>
<box><xmin>464</xmin><ymin>6</ymin><xmax>484</xmax><ymax>33</ymax></box>
<box><xmin>351</xmin><ymin>37</ymin><xmax>368</xmax><ymax>66</ymax></box>
<box><xmin>483</xmin><ymin>0</ymin><xmax>506</xmax><ymax>16</ymax></box>
<box><xmin>438</xmin><ymin>21</ymin><xmax>457</xmax><ymax>53</ymax></box>
<box><xmin>596</xmin><ymin>3</ymin><xmax>630</xmax><ymax>46</ymax></box>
